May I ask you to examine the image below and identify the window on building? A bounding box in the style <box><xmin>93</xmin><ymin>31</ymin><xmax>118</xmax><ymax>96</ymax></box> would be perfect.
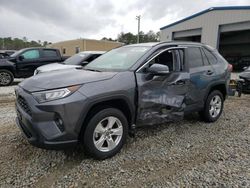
<box><xmin>75</xmin><ymin>47</ymin><xmax>80</xmax><ymax>54</ymax></box>
<box><xmin>203</xmin><ymin>48</ymin><xmax>217</xmax><ymax>64</ymax></box>
<box><xmin>43</xmin><ymin>49</ymin><xmax>58</xmax><ymax>57</ymax></box>
<box><xmin>21</xmin><ymin>50</ymin><xmax>40</xmax><ymax>60</ymax></box>
<box><xmin>187</xmin><ymin>47</ymin><xmax>203</xmax><ymax>68</ymax></box>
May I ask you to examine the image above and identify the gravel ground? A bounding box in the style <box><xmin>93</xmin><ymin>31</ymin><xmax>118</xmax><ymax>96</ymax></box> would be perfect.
<box><xmin>0</xmin><ymin>80</ymin><xmax>249</xmax><ymax>187</ymax></box>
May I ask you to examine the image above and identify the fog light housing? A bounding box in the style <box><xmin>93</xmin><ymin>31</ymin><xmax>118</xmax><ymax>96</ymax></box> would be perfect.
<box><xmin>55</xmin><ymin>116</ymin><xmax>64</xmax><ymax>132</ymax></box>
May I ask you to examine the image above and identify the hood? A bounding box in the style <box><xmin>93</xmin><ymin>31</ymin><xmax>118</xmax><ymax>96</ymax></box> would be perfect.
<box><xmin>0</xmin><ymin>58</ymin><xmax>14</xmax><ymax>65</ymax></box>
<box><xmin>19</xmin><ymin>68</ymin><xmax>118</xmax><ymax>92</ymax></box>
<box><xmin>36</xmin><ymin>63</ymin><xmax>81</xmax><ymax>73</ymax></box>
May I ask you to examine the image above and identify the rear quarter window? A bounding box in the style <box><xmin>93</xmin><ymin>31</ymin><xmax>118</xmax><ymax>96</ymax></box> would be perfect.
<box><xmin>43</xmin><ymin>49</ymin><xmax>58</xmax><ymax>58</ymax></box>
<box><xmin>203</xmin><ymin>48</ymin><xmax>217</xmax><ymax>64</ymax></box>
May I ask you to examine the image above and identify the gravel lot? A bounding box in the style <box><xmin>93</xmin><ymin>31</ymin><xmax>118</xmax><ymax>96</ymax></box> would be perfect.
<box><xmin>0</xmin><ymin>79</ymin><xmax>249</xmax><ymax>187</ymax></box>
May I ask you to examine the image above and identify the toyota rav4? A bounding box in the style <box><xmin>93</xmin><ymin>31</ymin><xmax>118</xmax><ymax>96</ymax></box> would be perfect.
<box><xmin>15</xmin><ymin>42</ymin><xmax>231</xmax><ymax>159</ymax></box>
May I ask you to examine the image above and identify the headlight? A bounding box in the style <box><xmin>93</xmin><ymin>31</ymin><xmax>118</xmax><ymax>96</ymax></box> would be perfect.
<box><xmin>32</xmin><ymin>85</ymin><xmax>81</xmax><ymax>103</ymax></box>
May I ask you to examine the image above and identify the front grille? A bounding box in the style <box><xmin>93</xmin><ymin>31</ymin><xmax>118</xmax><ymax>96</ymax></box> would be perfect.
<box><xmin>17</xmin><ymin>95</ymin><xmax>32</xmax><ymax>116</ymax></box>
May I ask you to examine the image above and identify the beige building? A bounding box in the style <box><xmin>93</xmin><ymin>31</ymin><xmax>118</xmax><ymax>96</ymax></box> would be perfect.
<box><xmin>48</xmin><ymin>39</ymin><xmax>123</xmax><ymax>56</ymax></box>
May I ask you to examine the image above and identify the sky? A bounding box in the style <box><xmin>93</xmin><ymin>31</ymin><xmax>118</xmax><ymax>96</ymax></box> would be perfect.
<box><xmin>0</xmin><ymin>0</ymin><xmax>249</xmax><ymax>43</ymax></box>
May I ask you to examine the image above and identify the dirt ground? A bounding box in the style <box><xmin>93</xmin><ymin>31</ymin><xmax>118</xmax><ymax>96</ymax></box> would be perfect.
<box><xmin>0</xmin><ymin>86</ymin><xmax>249</xmax><ymax>187</ymax></box>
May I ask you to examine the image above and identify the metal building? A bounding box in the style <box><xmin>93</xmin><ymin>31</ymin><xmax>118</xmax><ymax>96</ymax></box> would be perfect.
<box><xmin>160</xmin><ymin>6</ymin><xmax>250</xmax><ymax>70</ymax></box>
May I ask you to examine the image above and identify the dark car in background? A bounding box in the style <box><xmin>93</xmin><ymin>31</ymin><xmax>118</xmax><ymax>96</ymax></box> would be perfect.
<box><xmin>0</xmin><ymin>47</ymin><xmax>68</xmax><ymax>86</ymax></box>
<box><xmin>34</xmin><ymin>51</ymin><xmax>105</xmax><ymax>75</ymax></box>
<box><xmin>0</xmin><ymin>50</ymin><xmax>17</xmax><ymax>59</ymax></box>
<box><xmin>237</xmin><ymin>66</ymin><xmax>250</xmax><ymax>96</ymax></box>
<box><xmin>15</xmin><ymin>42</ymin><xmax>231</xmax><ymax>159</ymax></box>
<box><xmin>0</xmin><ymin>52</ymin><xmax>10</xmax><ymax>59</ymax></box>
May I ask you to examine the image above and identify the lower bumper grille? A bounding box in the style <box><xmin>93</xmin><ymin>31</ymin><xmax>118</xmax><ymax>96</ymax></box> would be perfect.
<box><xmin>17</xmin><ymin>95</ymin><xmax>32</xmax><ymax>116</ymax></box>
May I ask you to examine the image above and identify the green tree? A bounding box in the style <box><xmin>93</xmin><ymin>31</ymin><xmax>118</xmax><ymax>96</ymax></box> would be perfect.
<box><xmin>0</xmin><ymin>37</ymin><xmax>43</xmax><ymax>50</ymax></box>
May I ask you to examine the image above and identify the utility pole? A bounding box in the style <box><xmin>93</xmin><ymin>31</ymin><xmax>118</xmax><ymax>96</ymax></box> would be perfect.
<box><xmin>2</xmin><ymin>38</ymin><xmax>5</xmax><ymax>50</ymax></box>
<box><xmin>136</xmin><ymin>15</ymin><xmax>141</xmax><ymax>43</ymax></box>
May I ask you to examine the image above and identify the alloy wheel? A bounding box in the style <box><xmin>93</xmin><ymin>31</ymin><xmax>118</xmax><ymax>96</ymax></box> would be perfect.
<box><xmin>0</xmin><ymin>72</ymin><xmax>11</xmax><ymax>85</ymax></box>
<box><xmin>209</xmin><ymin>95</ymin><xmax>222</xmax><ymax>118</ymax></box>
<box><xmin>93</xmin><ymin>116</ymin><xmax>123</xmax><ymax>152</ymax></box>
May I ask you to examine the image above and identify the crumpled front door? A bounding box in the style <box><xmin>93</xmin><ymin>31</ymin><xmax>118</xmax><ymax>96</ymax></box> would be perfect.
<box><xmin>136</xmin><ymin>72</ymin><xmax>190</xmax><ymax>126</ymax></box>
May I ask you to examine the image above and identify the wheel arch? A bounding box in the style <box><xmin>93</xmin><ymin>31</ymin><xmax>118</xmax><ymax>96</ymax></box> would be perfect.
<box><xmin>78</xmin><ymin>96</ymin><xmax>135</xmax><ymax>140</ymax></box>
<box><xmin>205</xmin><ymin>82</ymin><xmax>227</xmax><ymax>101</ymax></box>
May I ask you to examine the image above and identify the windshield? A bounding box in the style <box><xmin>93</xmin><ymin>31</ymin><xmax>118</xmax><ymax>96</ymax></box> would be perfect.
<box><xmin>63</xmin><ymin>53</ymin><xmax>89</xmax><ymax>65</ymax></box>
<box><xmin>85</xmin><ymin>46</ymin><xmax>150</xmax><ymax>71</ymax></box>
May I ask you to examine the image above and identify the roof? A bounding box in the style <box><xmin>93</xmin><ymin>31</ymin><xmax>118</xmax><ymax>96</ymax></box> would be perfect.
<box><xmin>79</xmin><ymin>51</ymin><xmax>106</xmax><ymax>54</ymax></box>
<box><xmin>125</xmin><ymin>42</ymin><xmax>160</xmax><ymax>47</ymax></box>
<box><xmin>160</xmin><ymin>6</ymin><xmax>250</xmax><ymax>30</ymax></box>
<box><xmin>122</xmin><ymin>41</ymin><xmax>213</xmax><ymax>48</ymax></box>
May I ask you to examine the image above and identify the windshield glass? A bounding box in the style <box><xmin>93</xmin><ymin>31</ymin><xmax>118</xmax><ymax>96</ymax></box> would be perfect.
<box><xmin>85</xmin><ymin>46</ymin><xmax>150</xmax><ymax>71</ymax></box>
<box><xmin>64</xmin><ymin>53</ymin><xmax>89</xmax><ymax>65</ymax></box>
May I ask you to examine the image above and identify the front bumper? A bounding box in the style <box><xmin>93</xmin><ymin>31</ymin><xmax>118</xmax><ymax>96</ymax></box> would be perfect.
<box><xmin>15</xmin><ymin>86</ymin><xmax>88</xmax><ymax>149</ymax></box>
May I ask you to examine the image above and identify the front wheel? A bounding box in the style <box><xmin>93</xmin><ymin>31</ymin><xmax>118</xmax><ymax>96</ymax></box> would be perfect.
<box><xmin>82</xmin><ymin>108</ymin><xmax>128</xmax><ymax>159</ymax></box>
<box><xmin>0</xmin><ymin>70</ymin><xmax>14</xmax><ymax>86</ymax></box>
<box><xmin>199</xmin><ymin>90</ymin><xmax>224</xmax><ymax>122</ymax></box>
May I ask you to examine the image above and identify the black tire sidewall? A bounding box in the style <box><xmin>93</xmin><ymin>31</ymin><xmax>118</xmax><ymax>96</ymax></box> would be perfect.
<box><xmin>204</xmin><ymin>90</ymin><xmax>224</xmax><ymax>122</ymax></box>
<box><xmin>83</xmin><ymin>108</ymin><xmax>128</xmax><ymax>159</ymax></box>
<box><xmin>0</xmin><ymin>70</ymin><xmax>14</xmax><ymax>86</ymax></box>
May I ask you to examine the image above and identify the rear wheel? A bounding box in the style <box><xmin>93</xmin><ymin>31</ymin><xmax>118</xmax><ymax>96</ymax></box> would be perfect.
<box><xmin>199</xmin><ymin>90</ymin><xmax>224</xmax><ymax>122</ymax></box>
<box><xmin>0</xmin><ymin>70</ymin><xmax>14</xmax><ymax>86</ymax></box>
<box><xmin>82</xmin><ymin>108</ymin><xmax>128</xmax><ymax>159</ymax></box>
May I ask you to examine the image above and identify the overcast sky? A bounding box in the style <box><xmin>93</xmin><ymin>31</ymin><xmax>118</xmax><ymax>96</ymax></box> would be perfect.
<box><xmin>0</xmin><ymin>0</ymin><xmax>249</xmax><ymax>42</ymax></box>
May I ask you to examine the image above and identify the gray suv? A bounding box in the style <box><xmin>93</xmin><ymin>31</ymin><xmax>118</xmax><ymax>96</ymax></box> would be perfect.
<box><xmin>15</xmin><ymin>42</ymin><xmax>231</xmax><ymax>159</ymax></box>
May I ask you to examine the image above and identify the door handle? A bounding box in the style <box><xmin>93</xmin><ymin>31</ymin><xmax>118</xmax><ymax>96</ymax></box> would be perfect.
<box><xmin>171</xmin><ymin>80</ymin><xmax>185</xmax><ymax>85</ymax></box>
<box><xmin>206</xmin><ymin>70</ymin><xmax>214</xmax><ymax>75</ymax></box>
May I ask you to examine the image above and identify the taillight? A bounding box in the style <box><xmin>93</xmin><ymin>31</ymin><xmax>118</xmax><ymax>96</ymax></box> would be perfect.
<box><xmin>228</xmin><ymin>64</ymin><xmax>233</xmax><ymax>72</ymax></box>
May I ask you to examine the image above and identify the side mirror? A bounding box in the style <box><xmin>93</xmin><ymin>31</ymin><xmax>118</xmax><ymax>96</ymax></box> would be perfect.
<box><xmin>147</xmin><ymin>63</ymin><xmax>170</xmax><ymax>75</ymax></box>
<box><xmin>18</xmin><ymin>55</ymin><xmax>24</xmax><ymax>61</ymax></box>
<box><xmin>243</xmin><ymin>66</ymin><xmax>248</xmax><ymax>70</ymax></box>
<box><xmin>80</xmin><ymin>61</ymin><xmax>89</xmax><ymax>66</ymax></box>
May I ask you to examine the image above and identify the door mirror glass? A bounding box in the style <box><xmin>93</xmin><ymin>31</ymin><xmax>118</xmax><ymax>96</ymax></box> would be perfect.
<box><xmin>147</xmin><ymin>63</ymin><xmax>169</xmax><ymax>75</ymax></box>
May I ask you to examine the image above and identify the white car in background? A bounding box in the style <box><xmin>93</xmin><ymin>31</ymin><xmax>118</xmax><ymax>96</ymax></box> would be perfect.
<box><xmin>34</xmin><ymin>51</ymin><xmax>105</xmax><ymax>75</ymax></box>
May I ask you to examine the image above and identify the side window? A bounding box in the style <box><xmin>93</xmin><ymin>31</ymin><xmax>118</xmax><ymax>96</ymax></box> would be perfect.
<box><xmin>21</xmin><ymin>50</ymin><xmax>40</xmax><ymax>60</ymax></box>
<box><xmin>43</xmin><ymin>49</ymin><xmax>58</xmax><ymax>58</ymax></box>
<box><xmin>203</xmin><ymin>48</ymin><xmax>217</xmax><ymax>64</ymax></box>
<box><xmin>148</xmin><ymin>50</ymin><xmax>181</xmax><ymax>72</ymax></box>
<box><xmin>200</xmin><ymin>48</ymin><xmax>210</xmax><ymax>66</ymax></box>
<box><xmin>85</xmin><ymin>54</ymin><xmax>100</xmax><ymax>62</ymax></box>
<box><xmin>187</xmin><ymin>47</ymin><xmax>203</xmax><ymax>68</ymax></box>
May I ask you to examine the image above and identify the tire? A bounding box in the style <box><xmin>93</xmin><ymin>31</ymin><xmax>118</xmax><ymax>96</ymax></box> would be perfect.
<box><xmin>199</xmin><ymin>90</ymin><xmax>224</xmax><ymax>122</ymax></box>
<box><xmin>0</xmin><ymin>69</ymin><xmax>14</xmax><ymax>86</ymax></box>
<box><xmin>82</xmin><ymin>108</ymin><xmax>128</xmax><ymax>159</ymax></box>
